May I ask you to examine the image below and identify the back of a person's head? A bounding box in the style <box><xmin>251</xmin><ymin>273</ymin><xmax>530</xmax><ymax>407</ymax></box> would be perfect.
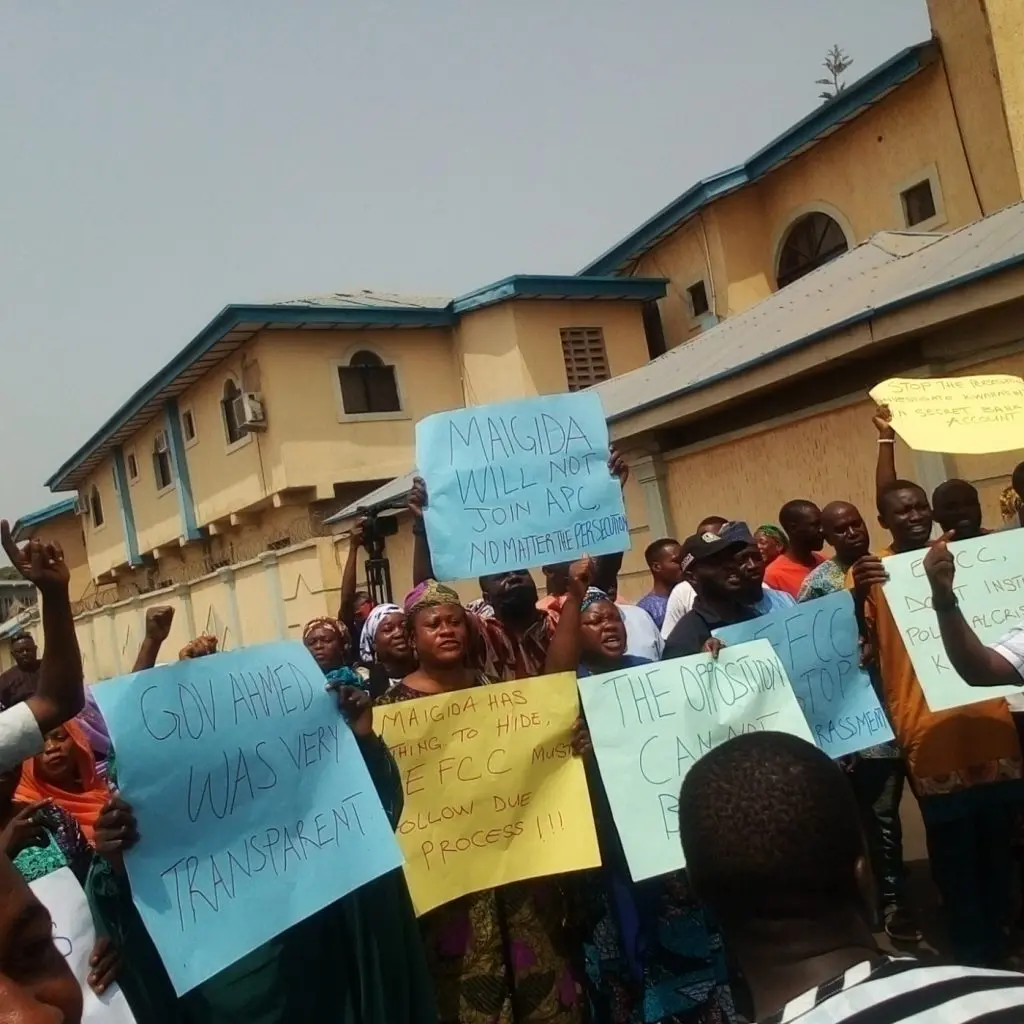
<box><xmin>679</xmin><ymin>732</ymin><xmax>863</xmax><ymax>928</ymax></box>
<box><xmin>1013</xmin><ymin>461</ymin><xmax>1024</xmax><ymax>498</ymax></box>
<box><xmin>778</xmin><ymin>499</ymin><xmax>817</xmax><ymax>531</ymax></box>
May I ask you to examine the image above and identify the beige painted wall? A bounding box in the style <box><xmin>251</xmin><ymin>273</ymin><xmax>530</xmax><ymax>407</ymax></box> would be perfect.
<box><xmin>128</xmin><ymin>411</ymin><xmax>185</xmax><ymax>556</ymax></box>
<box><xmin>637</xmin><ymin>54</ymin><xmax>1013</xmax><ymax>345</ymax></box>
<box><xmin>80</xmin><ymin>458</ymin><xmax>128</xmax><ymax>578</ymax></box>
<box><xmin>255</xmin><ymin>328</ymin><xmax>462</xmax><ymax>491</ymax></box>
<box><xmin>174</xmin><ymin>345</ymin><xmax>268</xmax><ymax>528</ymax></box>
<box><xmin>19</xmin><ymin>511</ymin><xmax>93</xmax><ymax>604</ymax></box>
<box><xmin>985</xmin><ymin>0</ymin><xmax>1024</xmax><ymax>194</ymax></box>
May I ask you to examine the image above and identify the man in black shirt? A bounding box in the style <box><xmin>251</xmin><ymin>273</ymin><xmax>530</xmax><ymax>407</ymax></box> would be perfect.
<box><xmin>662</xmin><ymin>522</ymin><xmax>765</xmax><ymax>660</ymax></box>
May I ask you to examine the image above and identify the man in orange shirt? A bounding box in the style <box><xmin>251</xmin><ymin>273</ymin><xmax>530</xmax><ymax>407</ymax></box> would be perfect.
<box><xmin>851</xmin><ymin>479</ymin><xmax>1022</xmax><ymax>967</ymax></box>
<box><xmin>763</xmin><ymin>499</ymin><xmax>826</xmax><ymax>597</ymax></box>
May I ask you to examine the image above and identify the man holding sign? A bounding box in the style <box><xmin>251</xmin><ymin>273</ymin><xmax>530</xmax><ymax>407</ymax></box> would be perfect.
<box><xmin>851</xmin><ymin>479</ymin><xmax>1022</xmax><ymax>967</ymax></box>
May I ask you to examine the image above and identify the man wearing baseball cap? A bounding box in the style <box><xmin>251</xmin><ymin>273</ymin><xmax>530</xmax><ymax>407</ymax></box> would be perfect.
<box><xmin>662</xmin><ymin>521</ymin><xmax>795</xmax><ymax>660</ymax></box>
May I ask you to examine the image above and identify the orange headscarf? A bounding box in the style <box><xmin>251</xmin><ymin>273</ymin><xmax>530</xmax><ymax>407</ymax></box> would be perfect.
<box><xmin>15</xmin><ymin>719</ymin><xmax>108</xmax><ymax>844</ymax></box>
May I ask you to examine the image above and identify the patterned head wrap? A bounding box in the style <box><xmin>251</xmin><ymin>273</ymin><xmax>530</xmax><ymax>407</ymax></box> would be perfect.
<box><xmin>302</xmin><ymin>617</ymin><xmax>350</xmax><ymax>648</ymax></box>
<box><xmin>580</xmin><ymin>587</ymin><xmax>616</xmax><ymax>614</ymax></box>
<box><xmin>1000</xmin><ymin>485</ymin><xmax>1022</xmax><ymax>522</ymax></box>
<box><xmin>755</xmin><ymin>524</ymin><xmax>788</xmax><ymax>548</ymax></box>
<box><xmin>403</xmin><ymin>580</ymin><xmax>463</xmax><ymax>615</ymax></box>
<box><xmin>178</xmin><ymin>634</ymin><xmax>218</xmax><ymax>660</ymax></box>
<box><xmin>359</xmin><ymin>603</ymin><xmax>403</xmax><ymax>663</ymax></box>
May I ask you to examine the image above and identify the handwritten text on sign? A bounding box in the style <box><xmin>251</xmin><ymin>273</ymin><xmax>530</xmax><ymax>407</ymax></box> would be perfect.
<box><xmin>883</xmin><ymin>530</ymin><xmax>1024</xmax><ymax>711</ymax></box>
<box><xmin>376</xmin><ymin>674</ymin><xmax>600</xmax><ymax>914</ymax></box>
<box><xmin>579</xmin><ymin>641</ymin><xmax>813</xmax><ymax>881</ymax></box>
<box><xmin>870</xmin><ymin>374</ymin><xmax>1024</xmax><ymax>454</ymax></box>
<box><xmin>416</xmin><ymin>392</ymin><xmax>629</xmax><ymax>580</ymax></box>
<box><xmin>714</xmin><ymin>590</ymin><xmax>893</xmax><ymax>758</ymax></box>
<box><xmin>29</xmin><ymin>867</ymin><xmax>137</xmax><ymax>1024</ymax></box>
<box><xmin>92</xmin><ymin>642</ymin><xmax>402</xmax><ymax>995</ymax></box>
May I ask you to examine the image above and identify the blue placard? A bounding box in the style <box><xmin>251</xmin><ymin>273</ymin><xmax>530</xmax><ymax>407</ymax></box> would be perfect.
<box><xmin>713</xmin><ymin>589</ymin><xmax>894</xmax><ymax>758</ymax></box>
<box><xmin>92</xmin><ymin>642</ymin><xmax>403</xmax><ymax>995</ymax></box>
<box><xmin>416</xmin><ymin>392</ymin><xmax>630</xmax><ymax>580</ymax></box>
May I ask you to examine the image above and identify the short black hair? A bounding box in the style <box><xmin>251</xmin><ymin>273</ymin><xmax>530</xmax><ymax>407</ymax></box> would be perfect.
<box><xmin>10</xmin><ymin>632</ymin><xmax>34</xmax><ymax>646</ymax></box>
<box><xmin>679</xmin><ymin>732</ymin><xmax>863</xmax><ymax>926</ymax></box>
<box><xmin>696</xmin><ymin>515</ymin><xmax>727</xmax><ymax>532</ymax></box>
<box><xmin>932</xmin><ymin>478</ymin><xmax>979</xmax><ymax>505</ymax></box>
<box><xmin>644</xmin><ymin>538</ymin><xmax>678</xmax><ymax>566</ymax></box>
<box><xmin>876</xmin><ymin>478</ymin><xmax>927</xmax><ymax>517</ymax></box>
<box><xmin>778</xmin><ymin>499</ymin><xmax>819</xmax><ymax>530</ymax></box>
<box><xmin>1012</xmin><ymin>462</ymin><xmax>1024</xmax><ymax>498</ymax></box>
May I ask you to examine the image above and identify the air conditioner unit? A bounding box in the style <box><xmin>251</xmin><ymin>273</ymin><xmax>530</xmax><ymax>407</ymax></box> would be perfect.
<box><xmin>74</xmin><ymin>495</ymin><xmax>89</xmax><ymax>516</ymax></box>
<box><xmin>232</xmin><ymin>392</ymin><xmax>267</xmax><ymax>431</ymax></box>
<box><xmin>154</xmin><ymin>431</ymin><xmax>170</xmax><ymax>454</ymax></box>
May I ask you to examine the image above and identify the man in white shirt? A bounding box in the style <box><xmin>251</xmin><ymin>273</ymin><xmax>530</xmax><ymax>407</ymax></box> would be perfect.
<box><xmin>0</xmin><ymin>521</ymin><xmax>84</xmax><ymax>771</ymax></box>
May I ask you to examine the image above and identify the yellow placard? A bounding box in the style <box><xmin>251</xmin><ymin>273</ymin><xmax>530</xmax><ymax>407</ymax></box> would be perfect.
<box><xmin>870</xmin><ymin>375</ymin><xmax>1024</xmax><ymax>454</ymax></box>
<box><xmin>376</xmin><ymin>673</ymin><xmax>601</xmax><ymax>915</ymax></box>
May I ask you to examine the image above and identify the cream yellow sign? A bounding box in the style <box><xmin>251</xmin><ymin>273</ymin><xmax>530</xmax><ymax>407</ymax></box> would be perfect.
<box><xmin>376</xmin><ymin>673</ymin><xmax>600</xmax><ymax>914</ymax></box>
<box><xmin>870</xmin><ymin>375</ymin><xmax>1024</xmax><ymax>454</ymax></box>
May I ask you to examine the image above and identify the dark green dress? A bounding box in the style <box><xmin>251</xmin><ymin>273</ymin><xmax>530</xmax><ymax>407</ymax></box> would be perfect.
<box><xmin>99</xmin><ymin>734</ymin><xmax>437</xmax><ymax>1024</ymax></box>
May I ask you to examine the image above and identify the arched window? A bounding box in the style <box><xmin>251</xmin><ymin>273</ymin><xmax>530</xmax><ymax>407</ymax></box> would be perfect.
<box><xmin>90</xmin><ymin>486</ymin><xmax>104</xmax><ymax>528</ymax></box>
<box><xmin>221</xmin><ymin>378</ymin><xmax>245</xmax><ymax>444</ymax></box>
<box><xmin>776</xmin><ymin>212</ymin><xmax>849</xmax><ymax>289</ymax></box>
<box><xmin>338</xmin><ymin>350</ymin><xmax>401</xmax><ymax>415</ymax></box>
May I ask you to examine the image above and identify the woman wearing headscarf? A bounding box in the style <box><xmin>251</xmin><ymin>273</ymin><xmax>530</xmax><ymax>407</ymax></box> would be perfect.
<box><xmin>545</xmin><ymin>577</ymin><xmax>738</xmax><ymax>1024</ymax></box>
<box><xmin>753</xmin><ymin>524</ymin><xmax>787</xmax><ymax>568</ymax></box>
<box><xmin>301</xmin><ymin>617</ymin><xmax>366</xmax><ymax>689</ymax></box>
<box><xmin>357</xmin><ymin>603</ymin><xmax>416</xmax><ymax>697</ymax></box>
<box><xmin>15</xmin><ymin>719</ymin><xmax>109</xmax><ymax>844</ymax></box>
<box><xmin>376</xmin><ymin>579</ymin><xmax>584</xmax><ymax>1024</ymax></box>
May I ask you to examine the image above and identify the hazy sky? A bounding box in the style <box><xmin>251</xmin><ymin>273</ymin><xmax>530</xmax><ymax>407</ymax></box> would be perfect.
<box><xmin>0</xmin><ymin>1</ymin><xmax>930</xmax><ymax>519</ymax></box>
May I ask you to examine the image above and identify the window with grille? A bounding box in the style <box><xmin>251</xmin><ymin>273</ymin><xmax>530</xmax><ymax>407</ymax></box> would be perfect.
<box><xmin>153</xmin><ymin>432</ymin><xmax>174</xmax><ymax>490</ymax></box>
<box><xmin>687</xmin><ymin>281</ymin><xmax>710</xmax><ymax>318</ymax></box>
<box><xmin>222</xmin><ymin>379</ymin><xmax>245</xmax><ymax>444</ymax></box>
<box><xmin>560</xmin><ymin>327</ymin><xmax>610</xmax><ymax>391</ymax></box>
<box><xmin>777</xmin><ymin>212</ymin><xmax>849</xmax><ymax>289</ymax></box>
<box><xmin>90</xmin><ymin>486</ymin><xmax>104</xmax><ymax>528</ymax></box>
<box><xmin>338</xmin><ymin>350</ymin><xmax>401</xmax><ymax>415</ymax></box>
<box><xmin>901</xmin><ymin>180</ymin><xmax>936</xmax><ymax>227</ymax></box>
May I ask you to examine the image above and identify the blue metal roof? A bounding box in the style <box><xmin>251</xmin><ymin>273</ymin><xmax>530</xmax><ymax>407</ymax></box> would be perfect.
<box><xmin>579</xmin><ymin>41</ymin><xmax>938</xmax><ymax>276</ymax></box>
<box><xmin>46</xmin><ymin>275</ymin><xmax>666</xmax><ymax>492</ymax></box>
<box><xmin>12</xmin><ymin>498</ymin><xmax>77</xmax><ymax>541</ymax></box>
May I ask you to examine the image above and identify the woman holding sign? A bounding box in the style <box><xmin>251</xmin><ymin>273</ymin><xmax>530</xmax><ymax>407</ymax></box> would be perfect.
<box><xmin>376</xmin><ymin>579</ymin><xmax>585</xmax><ymax>1024</ymax></box>
<box><xmin>546</xmin><ymin>583</ymin><xmax>737</xmax><ymax>1024</ymax></box>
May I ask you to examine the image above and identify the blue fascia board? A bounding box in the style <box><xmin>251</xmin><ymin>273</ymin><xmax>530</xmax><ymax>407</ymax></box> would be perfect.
<box><xmin>608</xmin><ymin>245</ymin><xmax>1024</xmax><ymax>425</ymax></box>
<box><xmin>452</xmin><ymin>274</ymin><xmax>667</xmax><ymax>313</ymax></box>
<box><xmin>11</xmin><ymin>498</ymin><xmax>78</xmax><ymax>541</ymax></box>
<box><xmin>46</xmin><ymin>276</ymin><xmax>667</xmax><ymax>492</ymax></box>
<box><xmin>45</xmin><ymin>303</ymin><xmax>454</xmax><ymax>491</ymax></box>
<box><xmin>580</xmin><ymin>41</ymin><xmax>935</xmax><ymax>277</ymax></box>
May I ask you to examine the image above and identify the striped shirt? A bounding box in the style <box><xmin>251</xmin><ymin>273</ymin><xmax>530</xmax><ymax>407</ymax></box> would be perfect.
<box><xmin>762</xmin><ymin>955</ymin><xmax>1024</xmax><ymax>1023</ymax></box>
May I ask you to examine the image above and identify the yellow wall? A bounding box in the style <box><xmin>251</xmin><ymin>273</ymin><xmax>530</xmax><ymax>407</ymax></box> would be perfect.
<box><xmin>458</xmin><ymin>299</ymin><xmax>651</xmax><ymax>401</ymax></box>
<box><xmin>174</xmin><ymin>345</ymin><xmax>268</xmax><ymax>528</ymax></box>
<box><xmin>255</xmin><ymin>328</ymin><xmax>463</xmax><ymax>490</ymax></box>
<box><xmin>928</xmin><ymin>0</ymin><xmax>1024</xmax><ymax>210</ymax></box>
<box><xmin>455</xmin><ymin>304</ymin><xmax>526</xmax><ymax>405</ymax></box>
<box><xmin>662</xmin><ymin>400</ymin><xmax>914</xmax><ymax>555</ymax></box>
<box><xmin>20</xmin><ymin>511</ymin><xmax>93</xmax><ymax>604</ymax></box>
<box><xmin>985</xmin><ymin>0</ymin><xmax>1024</xmax><ymax>194</ymax></box>
<box><xmin>637</xmin><ymin>57</ymin><xmax>1009</xmax><ymax>343</ymax></box>
<box><xmin>80</xmin><ymin>459</ymin><xmax>128</xmax><ymax>578</ymax></box>
<box><xmin>125</xmin><ymin>411</ymin><xmax>183</xmax><ymax>556</ymax></box>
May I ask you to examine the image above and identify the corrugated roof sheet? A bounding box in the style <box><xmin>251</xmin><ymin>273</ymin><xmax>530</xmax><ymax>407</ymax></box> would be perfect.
<box><xmin>333</xmin><ymin>203</ymin><xmax>1024</xmax><ymax>519</ymax></box>
<box><xmin>597</xmin><ymin>203</ymin><xmax>1024</xmax><ymax>420</ymax></box>
<box><xmin>272</xmin><ymin>289</ymin><xmax>451</xmax><ymax>310</ymax></box>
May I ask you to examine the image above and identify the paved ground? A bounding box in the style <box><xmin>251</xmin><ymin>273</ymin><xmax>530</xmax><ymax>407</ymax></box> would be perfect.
<box><xmin>878</xmin><ymin>789</ymin><xmax>947</xmax><ymax>957</ymax></box>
